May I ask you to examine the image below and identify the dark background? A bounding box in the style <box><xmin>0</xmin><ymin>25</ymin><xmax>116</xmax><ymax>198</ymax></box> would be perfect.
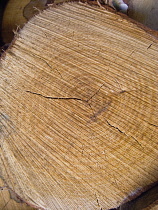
<box><xmin>0</xmin><ymin>0</ymin><xmax>9</xmax><ymax>46</ymax></box>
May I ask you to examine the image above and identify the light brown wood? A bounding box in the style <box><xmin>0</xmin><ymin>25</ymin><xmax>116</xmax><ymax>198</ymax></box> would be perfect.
<box><xmin>0</xmin><ymin>177</ymin><xmax>35</xmax><ymax>210</ymax></box>
<box><xmin>1</xmin><ymin>2</ymin><xmax>158</xmax><ymax>209</ymax></box>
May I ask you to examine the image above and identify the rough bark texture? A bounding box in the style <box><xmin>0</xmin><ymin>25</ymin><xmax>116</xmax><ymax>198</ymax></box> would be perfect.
<box><xmin>0</xmin><ymin>2</ymin><xmax>158</xmax><ymax>209</ymax></box>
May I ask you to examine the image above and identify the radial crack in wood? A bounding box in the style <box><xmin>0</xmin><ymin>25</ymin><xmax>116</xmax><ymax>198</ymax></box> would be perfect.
<box><xmin>0</xmin><ymin>1</ymin><xmax>158</xmax><ymax>210</ymax></box>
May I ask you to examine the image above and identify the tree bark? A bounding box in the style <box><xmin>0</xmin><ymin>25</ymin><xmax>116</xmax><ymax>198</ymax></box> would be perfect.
<box><xmin>1</xmin><ymin>2</ymin><xmax>158</xmax><ymax>209</ymax></box>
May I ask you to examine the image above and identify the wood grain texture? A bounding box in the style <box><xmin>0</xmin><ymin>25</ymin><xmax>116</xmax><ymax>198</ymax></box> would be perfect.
<box><xmin>1</xmin><ymin>2</ymin><xmax>158</xmax><ymax>209</ymax></box>
<box><xmin>0</xmin><ymin>178</ymin><xmax>35</xmax><ymax>210</ymax></box>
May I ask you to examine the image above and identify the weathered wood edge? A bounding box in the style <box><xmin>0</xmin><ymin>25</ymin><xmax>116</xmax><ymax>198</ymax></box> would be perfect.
<box><xmin>1</xmin><ymin>1</ymin><xmax>158</xmax><ymax>209</ymax></box>
<box><xmin>110</xmin><ymin>181</ymin><xmax>158</xmax><ymax>210</ymax></box>
<box><xmin>1</xmin><ymin>0</ymin><xmax>158</xmax><ymax>59</ymax></box>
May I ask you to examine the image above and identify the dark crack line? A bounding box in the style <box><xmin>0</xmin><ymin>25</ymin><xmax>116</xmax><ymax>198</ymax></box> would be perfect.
<box><xmin>106</xmin><ymin>120</ymin><xmax>123</xmax><ymax>133</ymax></box>
<box><xmin>26</xmin><ymin>90</ymin><xmax>97</xmax><ymax>118</ymax></box>
<box><xmin>147</xmin><ymin>43</ymin><xmax>152</xmax><ymax>50</ymax></box>
<box><xmin>148</xmin><ymin>123</ymin><xmax>158</xmax><ymax>127</ymax></box>
<box><xmin>1</xmin><ymin>199</ymin><xmax>10</xmax><ymax>210</ymax></box>
<box><xmin>26</xmin><ymin>91</ymin><xmax>85</xmax><ymax>101</ymax></box>
<box><xmin>131</xmin><ymin>136</ymin><xmax>142</xmax><ymax>147</ymax></box>
<box><xmin>106</xmin><ymin>120</ymin><xmax>142</xmax><ymax>147</ymax></box>
<box><xmin>26</xmin><ymin>86</ymin><xmax>128</xmax><ymax>123</ymax></box>
<box><xmin>26</xmin><ymin>88</ymin><xmax>111</xmax><ymax>122</ymax></box>
<box><xmin>38</xmin><ymin>57</ymin><xmax>63</xmax><ymax>79</ymax></box>
<box><xmin>87</xmin><ymin>84</ymin><xmax>104</xmax><ymax>102</ymax></box>
<box><xmin>26</xmin><ymin>84</ymin><xmax>105</xmax><ymax>103</ymax></box>
<box><xmin>26</xmin><ymin>89</ymin><xmax>106</xmax><ymax>119</ymax></box>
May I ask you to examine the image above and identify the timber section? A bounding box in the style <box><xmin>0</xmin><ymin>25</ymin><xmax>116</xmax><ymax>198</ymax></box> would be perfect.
<box><xmin>0</xmin><ymin>177</ymin><xmax>35</xmax><ymax>210</ymax></box>
<box><xmin>1</xmin><ymin>2</ymin><xmax>158</xmax><ymax>209</ymax></box>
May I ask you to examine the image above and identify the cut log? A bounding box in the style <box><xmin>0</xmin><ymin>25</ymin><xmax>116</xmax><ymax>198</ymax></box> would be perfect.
<box><xmin>0</xmin><ymin>2</ymin><xmax>158</xmax><ymax>209</ymax></box>
<box><xmin>1</xmin><ymin>0</ymin><xmax>128</xmax><ymax>45</ymax></box>
<box><xmin>0</xmin><ymin>177</ymin><xmax>35</xmax><ymax>209</ymax></box>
